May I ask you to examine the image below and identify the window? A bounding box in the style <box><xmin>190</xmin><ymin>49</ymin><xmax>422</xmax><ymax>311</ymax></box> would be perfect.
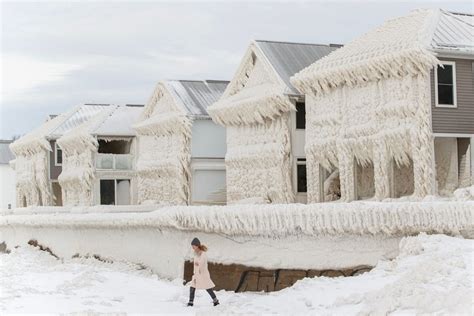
<box><xmin>295</xmin><ymin>102</ymin><xmax>305</xmax><ymax>129</ymax></box>
<box><xmin>297</xmin><ymin>158</ymin><xmax>307</xmax><ymax>193</ymax></box>
<box><xmin>100</xmin><ymin>179</ymin><xmax>131</xmax><ymax>205</ymax></box>
<box><xmin>435</xmin><ymin>62</ymin><xmax>457</xmax><ymax>107</ymax></box>
<box><xmin>55</xmin><ymin>143</ymin><xmax>62</xmax><ymax>166</ymax></box>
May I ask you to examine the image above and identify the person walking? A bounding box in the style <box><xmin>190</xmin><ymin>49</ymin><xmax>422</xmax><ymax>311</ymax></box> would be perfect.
<box><xmin>187</xmin><ymin>237</ymin><xmax>219</xmax><ymax>307</ymax></box>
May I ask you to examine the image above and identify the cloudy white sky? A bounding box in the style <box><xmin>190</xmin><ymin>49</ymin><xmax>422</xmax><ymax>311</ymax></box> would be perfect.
<box><xmin>0</xmin><ymin>0</ymin><xmax>472</xmax><ymax>139</ymax></box>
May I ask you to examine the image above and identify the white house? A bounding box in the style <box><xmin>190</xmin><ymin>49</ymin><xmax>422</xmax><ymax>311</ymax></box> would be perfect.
<box><xmin>133</xmin><ymin>80</ymin><xmax>228</xmax><ymax>205</ymax></box>
<box><xmin>57</xmin><ymin>104</ymin><xmax>143</xmax><ymax>206</ymax></box>
<box><xmin>0</xmin><ymin>140</ymin><xmax>16</xmax><ymax>210</ymax></box>
<box><xmin>208</xmin><ymin>40</ymin><xmax>339</xmax><ymax>204</ymax></box>
<box><xmin>291</xmin><ymin>9</ymin><xmax>473</xmax><ymax>202</ymax></box>
<box><xmin>10</xmin><ymin>104</ymin><xmax>142</xmax><ymax>207</ymax></box>
<box><xmin>10</xmin><ymin>105</ymin><xmax>110</xmax><ymax>207</ymax></box>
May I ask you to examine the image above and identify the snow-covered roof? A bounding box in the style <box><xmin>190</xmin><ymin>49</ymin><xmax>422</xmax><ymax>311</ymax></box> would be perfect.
<box><xmin>11</xmin><ymin>104</ymin><xmax>142</xmax><ymax>156</ymax></box>
<box><xmin>291</xmin><ymin>9</ymin><xmax>473</xmax><ymax>95</ymax></box>
<box><xmin>0</xmin><ymin>140</ymin><xmax>14</xmax><ymax>164</ymax></box>
<box><xmin>50</xmin><ymin>104</ymin><xmax>109</xmax><ymax>138</ymax></box>
<box><xmin>92</xmin><ymin>105</ymin><xmax>143</xmax><ymax>137</ymax></box>
<box><xmin>207</xmin><ymin>40</ymin><xmax>339</xmax><ymax>126</ymax></box>
<box><xmin>165</xmin><ymin>80</ymin><xmax>229</xmax><ymax>117</ymax></box>
<box><xmin>133</xmin><ymin>80</ymin><xmax>228</xmax><ymax>136</ymax></box>
<box><xmin>255</xmin><ymin>40</ymin><xmax>340</xmax><ymax>94</ymax></box>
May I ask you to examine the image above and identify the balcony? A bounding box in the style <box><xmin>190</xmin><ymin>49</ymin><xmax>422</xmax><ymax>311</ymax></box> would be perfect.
<box><xmin>96</xmin><ymin>154</ymin><xmax>134</xmax><ymax>170</ymax></box>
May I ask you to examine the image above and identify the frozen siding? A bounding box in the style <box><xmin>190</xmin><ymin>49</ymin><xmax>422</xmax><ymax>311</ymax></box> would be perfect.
<box><xmin>431</xmin><ymin>58</ymin><xmax>474</xmax><ymax>134</ymax></box>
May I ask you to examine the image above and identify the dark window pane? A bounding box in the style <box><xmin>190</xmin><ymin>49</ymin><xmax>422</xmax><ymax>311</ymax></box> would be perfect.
<box><xmin>100</xmin><ymin>180</ymin><xmax>115</xmax><ymax>205</ymax></box>
<box><xmin>295</xmin><ymin>102</ymin><xmax>305</xmax><ymax>129</ymax></box>
<box><xmin>437</xmin><ymin>65</ymin><xmax>453</xmax><ymax>84</ymax></box>
<box><xmin>297</xmin><ymin>164</ymin><xmax>307</xmax><ymax>193</ymax></box>
<box><xmin>98</xmin><ymin>139</ymin><xmax>131</xmax><ymax>154</ymax></box>
<box><xmin>438</xmin><ymin>84</ymin><xmax>454</xmax><ymax>105</ymax></box>
<box><xmin>56</xmin><ymin>148</ymin><xmax>62</xmax><ymax>164</ymax></box>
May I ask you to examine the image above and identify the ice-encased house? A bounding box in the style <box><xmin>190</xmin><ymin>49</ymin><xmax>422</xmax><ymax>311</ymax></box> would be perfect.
<box><xmin>10</xmin><ymin>106</ymin><xmax>106</xmax><ymax>207</ymax></box>
<box><xmin>133</xmin><ymin>80</ymin><xmax>228</xmax><ymax>205</ymax></box>
<box><xmin>57</xmin><ymin>104</ymin><xmax>143</xmax><ymax>206</ymax></box>
<box><xmin>291</xmin><ymin>9</ymin><xmax>474</xmax><ymax>202</ymax></box>
<box><xmin>207</xmin><ymin>40</ymin><xmax>339</xmax><ymax>204</ymax></box>
<box><xmin>10</xmin><ymin>104</ymin><xmax>142</xmax><ymax>207</ymax></box>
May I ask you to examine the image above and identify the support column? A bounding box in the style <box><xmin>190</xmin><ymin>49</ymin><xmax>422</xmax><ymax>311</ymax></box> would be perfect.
<box><xmin>412</xmin><ymin>74</ymin><xmax>436</xmax><ymax>197</ymax></box>
<box><xmin>337</xmin><ymin>148</ymin><xmax>355</xmax><ymax>202</ymax></box>
<box><xmin>374</xmin><ymin>139</ymin><xmax>392</xmax><ymax>200</ymax></box>
<box><xmin>306</xmin><ymin>156</ymin><xmax>322</xmax><ymax>203</ymax></box>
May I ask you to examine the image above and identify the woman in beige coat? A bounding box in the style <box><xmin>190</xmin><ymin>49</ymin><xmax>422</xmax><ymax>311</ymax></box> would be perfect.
<box><xmin>187</xmin><ymin>237</ymin><xmax>219</xmax><ymax>307</ymax></box>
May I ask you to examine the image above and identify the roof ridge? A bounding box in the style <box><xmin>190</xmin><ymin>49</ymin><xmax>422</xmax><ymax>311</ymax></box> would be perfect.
<box><xmin>255</xmin><ymin>39</ymin><xmax>336</xmax><ymax>47</ymax></box>
<box><xmin>166</xmin><ymin>79</ymin><xmax>229</xmax><ymax>83</ymax></box>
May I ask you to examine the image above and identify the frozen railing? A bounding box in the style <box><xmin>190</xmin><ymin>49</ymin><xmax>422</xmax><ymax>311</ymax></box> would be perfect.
<box><xmin>96</xmin><ymin>154</ymin><xmax>133</xmax><ymax>170</ymax></box>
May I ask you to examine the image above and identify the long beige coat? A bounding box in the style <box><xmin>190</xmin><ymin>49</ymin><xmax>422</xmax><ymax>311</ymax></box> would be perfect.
<box><xmin>192</xmin><ymin>252</ymin><xmax>215</xmax><ymax>289</ymax></box>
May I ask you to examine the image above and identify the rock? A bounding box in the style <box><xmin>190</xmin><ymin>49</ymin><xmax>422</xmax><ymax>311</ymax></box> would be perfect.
<box><xmin>237</xmin><ymin>271</ymin><xmax>259</xmax><ymax>292</ymax></box>
<box><xmin>275</xmin><ymin>270</ymin><xmax>307</xmax><ymax>290</ymax></box>
<box><xmin>307</xmin><ymin>270</ymin><xmax>322</xmax><ymax>278</ymax></box>
<box><xmin>320</xmin><ymin>270</ymin><xmax>344</xmax><ymax>278</ymax></box>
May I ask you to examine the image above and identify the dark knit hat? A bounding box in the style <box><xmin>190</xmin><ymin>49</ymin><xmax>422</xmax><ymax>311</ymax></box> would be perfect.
<box><xmin>191</xmin><ymin>237</ymin><xmax>201</xmax><ymax>246</ymax></box>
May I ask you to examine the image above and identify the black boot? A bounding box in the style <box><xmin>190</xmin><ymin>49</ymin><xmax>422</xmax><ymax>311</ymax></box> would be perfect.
<box><xmin>187</xmin><ymin>302</ymin><xmax>193</xmax><ymax>307</ymax></box>
<box><xmin>213</xmin><ymin>299</ymin><xmax>220</xmax><ymax>306</ymax></box>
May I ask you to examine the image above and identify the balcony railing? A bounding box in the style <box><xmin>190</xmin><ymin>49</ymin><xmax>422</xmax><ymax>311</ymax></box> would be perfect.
<box><xmin>96</xmin><ymin>154</ymin><xmax>133</xmax><ymax>170</ymax></box>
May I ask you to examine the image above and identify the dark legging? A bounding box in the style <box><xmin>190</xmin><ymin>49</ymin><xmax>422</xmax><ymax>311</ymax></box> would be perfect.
<box><xmin>189</xmin><ymin>287</ymin><xmax>217</xmax><ymax>302</ymax></box>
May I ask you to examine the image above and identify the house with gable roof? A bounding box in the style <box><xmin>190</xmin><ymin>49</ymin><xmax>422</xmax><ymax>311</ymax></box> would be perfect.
<box><xmin>133</xmin><ymin>80</ymin><xmax>228</xmax><ymax>205</ymax></box>
<box><xmin>291</xmin><ymin>9</ymin><xmax>474</xmax><ymax>202</ymax></box>
<box><xmin>57</xmin><ymin>104</ymin><xmax>143</xmax><ymax>206</ymax></box>
<box><xmin>10</xmin><ymin>104</ymin><xmax>143</xmax><ymax>207</ymax></box>
<box><xmin>207</xmin><ymin>40</ymin><xmax>339</xmax><ymax>204</ymax></box>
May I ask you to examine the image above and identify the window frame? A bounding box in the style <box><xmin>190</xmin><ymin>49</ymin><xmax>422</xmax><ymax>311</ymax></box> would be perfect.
<box><xmin>54</xmin><ymin>142</ymin><xmax>63</xmax><ymax>166</ymax></box>
<box><xmin>435</xmin><ymin>61</ymin><xmax>457</xmax><ymax>108</ymax></box>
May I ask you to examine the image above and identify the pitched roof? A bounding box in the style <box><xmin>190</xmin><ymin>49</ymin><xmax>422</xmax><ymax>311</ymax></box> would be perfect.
<box><xmin>50</xmin><ymin>104</ymin><xmax>110</xmax><ymax>138</ymax></box>
<box><xmin>92</xmin><ymin>105</ymin><xmax>143</xmax><ymax>137</ymax></box>
<box><xmin>255</xmin><ymin>40</ymin><xmax>339</xmax><ymax>94</ymax></box>
<box><xmin>0</xmin><ymin>140</ymin><xmax>14</xmax><ymax>164</ymax></box>
<box><xmin>166</xmin><ymin>80</ymin><xmax>229</xmax><ymax>117</ymax></box>
<box><xmin>291</xmin><ymin>9</ymin><xmax>460</xmax><ymax>95</ymax></box>
<box><xmin>432</xmin><ymin>10</ymin><xmax>474</xmax><ymax>52</ymax></box>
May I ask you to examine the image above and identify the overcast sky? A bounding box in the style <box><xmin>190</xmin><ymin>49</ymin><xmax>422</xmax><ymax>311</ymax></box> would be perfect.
<box><xmin>1</xmin><ymin>0</ymin><xmax>472</xmax><ymax>139</ymax></box>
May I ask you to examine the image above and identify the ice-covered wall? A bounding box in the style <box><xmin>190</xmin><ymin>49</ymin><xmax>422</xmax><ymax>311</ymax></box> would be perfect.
<box><xmin>57</xmin><ymin>134</ymin><xmax>97</xmax><ymax>206</ymax></box>
<box><xmin>303</xmin><ymin>75</ymin><xmax>436</xmax><ymax>202</ymax></box>
<box><xmin>208</xmin><ymin>44</ymin><xmax>295</xmax><ymax>203</ymax></box>
<box><xmin>13</xmin><ymin>151</ymin><xmax>52</xmax><ymax>207</ymax></box>
<box><xmin>226</xmin><ymin>116</ymin><xmax>293</xmax><ymax>203</ymax></box>
<box><xmin>1</xmin><ymin>201</ymin><xmax>472</xmax><ymax>280</ymax></box>
<box><xmin>133</xmin><ymin>84</ymin><xmax>191</xmax><ymax>205</ymax></box>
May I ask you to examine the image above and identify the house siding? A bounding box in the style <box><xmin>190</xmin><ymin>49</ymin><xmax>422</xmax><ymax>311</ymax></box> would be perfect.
<box><xmin>49</xmin><ymin>140</ymin><xmax>62</xmax><ymax>180</ymax></box>
<box><xmin>431</xmin><ymin>58</ymin><xmax>474</xmax><ymax>134</ymax></box>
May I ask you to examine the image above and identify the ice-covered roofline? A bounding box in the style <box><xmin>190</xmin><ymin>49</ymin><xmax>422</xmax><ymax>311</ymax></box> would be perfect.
<box><xmin>291</xmin><ymin>8</ymin><xmax>473</xmax><ymax>95</ymax></box>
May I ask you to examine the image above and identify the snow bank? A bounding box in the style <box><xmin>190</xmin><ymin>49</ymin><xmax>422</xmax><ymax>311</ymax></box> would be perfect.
<box><xmin>1</xmin><ymin>234</ymin><xmax>471</xmax><ymax>314</ymax></box>
<box><xmin>1</xmin><ymin>201</ymin><xmax>472</xmax><ymax>237</ymax></box>
<box><xmin>1</xmin><ymin>202</ymin><xmax>471</xmax><ymax>280</ymax></box>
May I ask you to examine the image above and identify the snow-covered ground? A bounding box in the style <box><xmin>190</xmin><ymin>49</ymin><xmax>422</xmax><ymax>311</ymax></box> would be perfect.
<box><xmin>1</xmin><ymin>233</ymin><xmax>472</xmax><ymax>315</ymax></box>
